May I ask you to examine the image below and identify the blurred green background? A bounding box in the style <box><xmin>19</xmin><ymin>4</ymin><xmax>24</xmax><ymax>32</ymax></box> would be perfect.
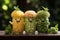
<box><xmin>0</xmin><ymin>0</ymin><xmax>60</xmax><ymax>30</ymax></box>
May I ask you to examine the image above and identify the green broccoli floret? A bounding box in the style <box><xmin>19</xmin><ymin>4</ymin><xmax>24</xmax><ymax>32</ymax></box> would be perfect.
<box><xmin>48</xmin><ymin>24</ymin><xmax>58</xmax><ymax>34</ymax></box>
<box><xmin>5</xmin><ymin>24</ymin><xmax>12</xmax><ymax>34</ymax></box>
<box><xmin>36</xmin><ymin>7</ymin><xmax>50</xmax><ymax>33</ymax></box>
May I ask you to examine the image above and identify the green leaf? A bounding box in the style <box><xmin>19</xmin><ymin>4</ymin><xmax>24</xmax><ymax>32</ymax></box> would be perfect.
<box><xmin>42</xmin><ymin>6</ymin><xmax>49</xmax><ymax>11</ymax></box>
<box><xmin>55</xmin><ymin>24</ymin><xmax>58</xmax><ymax>28</ymax></box>
<box><xmin>5</xmin><ymin>24</ymin><xmax>12</xmax><ymax>34</ymax></box>
<box><xmin>14</xmin><ymin>6</ymin><xmax>20</xmax><ymax>10</ymax></box>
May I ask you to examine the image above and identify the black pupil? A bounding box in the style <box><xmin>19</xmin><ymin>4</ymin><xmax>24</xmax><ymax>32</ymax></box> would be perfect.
<box><xmin>29</xmin><ymin>20</ymin><xmax>32</xmax><ymax>22</ymax></box>
<box><xmin>42</xmin><ymin>20</ymin><xmax>44</xmax><ymax>22</ymax></box>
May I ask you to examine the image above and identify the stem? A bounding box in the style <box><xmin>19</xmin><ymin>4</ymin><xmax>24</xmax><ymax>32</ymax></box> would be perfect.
<box><xmin>14</xmin><ymin>6</ymin><xmax>20</xmax><ymax>10</ymax></box>
<box><xmin>55</xmin><ymin>24</ymin><xmax>58</xmax><ymax>28</ymax></box>
<box><xmin>42</xmin><ymin>6</ymin><xmax>49</xmax><ymax>11</ymax></box>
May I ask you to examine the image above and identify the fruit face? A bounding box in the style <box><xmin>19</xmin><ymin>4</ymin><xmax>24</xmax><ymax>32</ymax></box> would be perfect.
<box><xmin>10</xmin><ymin>10</ymin><xmax>25</xmax><ymax>34</ymax></box>
<box><xmin>24</xmin><ymin>10</ymin><xmax>37</xmax><ymax>34</ymax></box>
<box><xmin>36</xmin><ymin>9</ymin><xmax>50</xmax><ymax>33</ymax></box>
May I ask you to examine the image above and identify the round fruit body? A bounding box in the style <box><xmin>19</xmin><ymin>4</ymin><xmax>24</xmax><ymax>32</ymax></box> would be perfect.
<box><xmin>24</xmin><ymin>10</ymin><xmax>37</xmax><ymax>34</ymax></box>
<box><xmin>36</xmin><ymin>8</ymin><xmax>50</xmax><ymax>33</ymax></box>
<box><xmin>11</xmin><ymin>10</ymin><xmax>25</xmax><ymax>34</ymax></box>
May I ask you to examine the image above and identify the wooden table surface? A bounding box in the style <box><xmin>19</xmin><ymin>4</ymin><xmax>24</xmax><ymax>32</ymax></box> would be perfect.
<box><xmin>0</xmin><ymin>31</ymin><xmax>60</xmax><ymax>40</ymax></box>
<box><xmin>0</xmin><ymin>31</ymin><xmax>60</xmax><ymax>36</ymax></box>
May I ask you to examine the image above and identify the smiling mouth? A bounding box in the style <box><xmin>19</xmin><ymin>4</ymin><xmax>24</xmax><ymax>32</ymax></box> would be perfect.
<box><xmin>16</xmin><ymin>21</ymin><xmax>20</xmax><ymax>22</ymax></box>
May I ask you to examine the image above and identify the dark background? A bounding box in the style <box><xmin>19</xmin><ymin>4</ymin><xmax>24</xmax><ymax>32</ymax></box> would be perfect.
<box><xmin>0</xmin><ymin>0</ymin><xmax>60</xmax><ymax>30</ymax></box>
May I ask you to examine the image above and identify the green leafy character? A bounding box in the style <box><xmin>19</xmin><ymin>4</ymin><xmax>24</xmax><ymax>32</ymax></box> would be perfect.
<box><xmin>24</xmin><ymin>10</ymin><xmax>37</xmax><ymax>34</ymax></box>
<box><xmin>36</xmin><ymin>7</ymin><xmax>50</xmax><ymax>33</ymax></box>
